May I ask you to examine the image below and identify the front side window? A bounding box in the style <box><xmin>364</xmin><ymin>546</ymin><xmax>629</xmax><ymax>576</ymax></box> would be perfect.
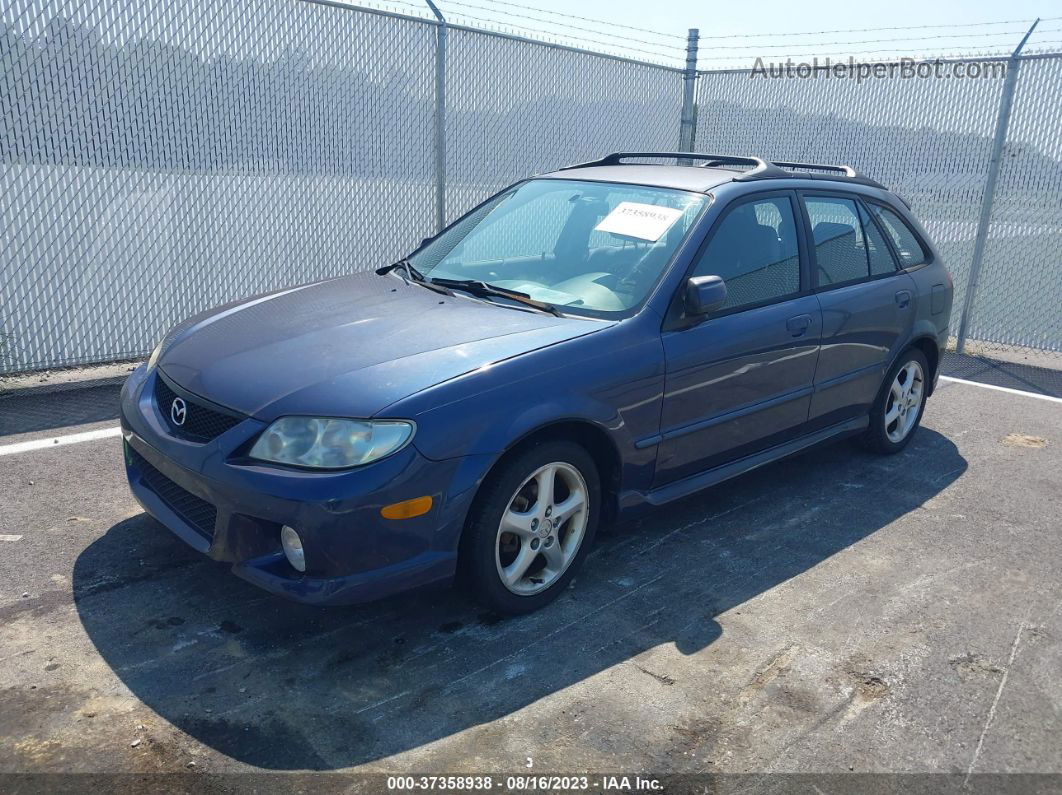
<box><xmin>870</xmin><ymin>204</ymin><xmax>929</xmax><ymax>267</ymax></box>
<box><xmin>691</xmin><ymin>195</ymin><xmax>801</xmax><ymax>311</ymax></box>
<box><xmin>409</xmin><ymin>179</ymin><xmax>707</xmax><ymax>317</ymax></box>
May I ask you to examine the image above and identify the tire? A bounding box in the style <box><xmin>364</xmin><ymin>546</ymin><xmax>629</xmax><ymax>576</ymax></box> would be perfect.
<box><xmin>860</xmin><ymin>348</ymin><xmax>929</xmax><ymax>454</ymax></box>
<box><xmin>461</xmin><ymin>440</ymin><xmax>601</xmax><ymax>615</ymax></box>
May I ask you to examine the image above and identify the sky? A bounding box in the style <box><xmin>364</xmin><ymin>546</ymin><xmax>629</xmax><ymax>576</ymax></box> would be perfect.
<box><xmin>362</xmin><ymin>0</ymin><xmax>1062</xmax><ymax>68</ymax></box>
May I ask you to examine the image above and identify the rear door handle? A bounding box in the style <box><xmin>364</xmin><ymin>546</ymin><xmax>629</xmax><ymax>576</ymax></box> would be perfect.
<box><xmin>895</xmin><ymin>290</ymin><xmax>912</xmax><ymax>309</ymax></box>
<box><xmin>786</xmin><ymin>314</ymin><xmax>812</xmax><ymax>337</ymax></box>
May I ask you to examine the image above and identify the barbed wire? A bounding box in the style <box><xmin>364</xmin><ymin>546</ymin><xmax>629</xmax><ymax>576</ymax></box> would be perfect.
<box><xmin>434</xmin><ymin>0</ymin><xmax>688</xmax><ymax>40</ymax></box>
<box><xmin>357</xmin><ymin>0</ymin><xmax>682</xmax><ymax>60</ymax></box>
<box><xmin>435</xmin><ymin>0</ymin><xmax>684</xmax><ymax>48</ymax></box>
<box><xmin>697</xmin><ymin>41</ymin><xmax>1062</xmax><ymax>63</ymax></box>
<box><xmin>427</xmin><ymin>0</ymin><xmax>1061</xmax><ymax>42</ymax></box>
<box><xmin>432</xmin><ymin>4</ymin><xmax>682</xmax><ymax>58</ymax></box>
<box><xmin>436</xmin><ymin>1</ymin><xmax>1059</xmax><ymax>44</ymax></box>
<box><xmin>700</xmin><ymin>29</ymin><xmax>1034</xmax><ymax>51</ymax></box>
<box><xmin>337</xmin><ymin>1</ymin><xmax>1062</xmax><ymax>67</ymax></box>
<box><xmin>693</xmin><ymin>16</ymin><xmax>1059</xmax><ymax>41</ymax></box>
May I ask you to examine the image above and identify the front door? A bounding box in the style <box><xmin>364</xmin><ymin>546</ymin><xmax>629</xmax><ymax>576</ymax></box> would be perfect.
<box><xmin>655</xmin><ymin>192</ymin><xmax>821</xmax><ymax>486</ymax></box>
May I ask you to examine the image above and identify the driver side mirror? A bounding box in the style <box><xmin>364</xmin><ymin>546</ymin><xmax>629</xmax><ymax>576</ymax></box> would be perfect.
<box><xmin>684</xmin><ymin>275</ymin><xmax>728</xmax><ymax>317</ymax></box>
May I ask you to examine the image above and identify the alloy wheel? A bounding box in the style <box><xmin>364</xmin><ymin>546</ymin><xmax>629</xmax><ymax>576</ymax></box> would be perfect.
<box><xmin>885</xmin><ymin>360</ymin><xmax>925</xmax><ymax>443</ymax></box>
<box><xmin>495</xmin><ymin>462</ymin><xmax>589</xmax><ymax>596</ymax></box>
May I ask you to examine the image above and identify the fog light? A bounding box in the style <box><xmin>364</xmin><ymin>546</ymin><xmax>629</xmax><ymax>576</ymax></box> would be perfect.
<box><xmin>280</xmin><ymin>525</ymin><xmax>306</xmax><ymax>573</ymax></box>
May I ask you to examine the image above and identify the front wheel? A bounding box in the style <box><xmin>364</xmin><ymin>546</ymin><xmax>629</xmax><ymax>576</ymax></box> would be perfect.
<box><xmin>461</xmin><ymin>441</ymin><xmax>600</xmax><ymax>615</ymax></box>
<box><xmin>860</xmin><ymin>348</ymin><xmax>929</xmax><ymax>454</ymax></box>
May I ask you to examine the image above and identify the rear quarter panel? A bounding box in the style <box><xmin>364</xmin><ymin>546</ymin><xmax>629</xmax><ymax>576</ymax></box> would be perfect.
<box><xmin>903</xmin><ymin>260</ymin><xmax>954</xmax><ymax>352</ymax></box>
<box><xmin>885</xmin><ymin>201</ymin><xmax>954</xmax><ymax>376</ymax></box>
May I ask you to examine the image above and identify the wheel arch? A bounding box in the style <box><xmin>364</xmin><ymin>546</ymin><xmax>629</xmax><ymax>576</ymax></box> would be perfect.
<box><xmin>907</xmin><ymin>335</ymin><xmax>940</xmax><ymax>396</ymax></box>
<box><xmin>453</xmin><ymin>418</ymin><xmax>622</xmax><ymax>588</ymax></box>
<box><xmin>465</xmin><ymin>419</ymin><xmax>622</xmax><ymax>535</ymax></box>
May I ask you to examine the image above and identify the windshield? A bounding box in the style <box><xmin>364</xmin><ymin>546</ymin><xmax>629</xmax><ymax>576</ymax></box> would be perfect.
<box><xmin>408</xmin><ymin>179</ymin><xmax>708</xmax><ymax>317</ymax></box>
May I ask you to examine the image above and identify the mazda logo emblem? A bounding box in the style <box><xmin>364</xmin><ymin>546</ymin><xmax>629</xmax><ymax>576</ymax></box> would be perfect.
<box><xmin>170</xmin><ymin>397</ymin><xmax>187</xmax><ymax>426</ymax></box>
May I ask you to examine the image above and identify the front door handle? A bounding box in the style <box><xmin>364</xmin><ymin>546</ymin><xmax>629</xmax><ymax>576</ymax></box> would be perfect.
<box><xmin>895</xmin><ymin>290</ymin><xmax>912</xmax><ymax>309</ymax></box>
<box><xmin>786</xmin><ymin>314</ymin><xmax>812</xmax><ymax>337</ymax></box>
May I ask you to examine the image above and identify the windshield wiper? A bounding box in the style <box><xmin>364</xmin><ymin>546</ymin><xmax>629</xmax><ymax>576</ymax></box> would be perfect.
<box><xmin>376</xmin><ymin>259</ymin><xmax>453</xmax><ymax>296</ymax></box>
<box><xmin>429</xmin><ymin>278</ymin><xmax>564</xmax><ymax>317</ymax></box>
<box><xmin>376</xmin><ymin>258</ymin><xmax>426</xmax><ymax>281</ymax></box>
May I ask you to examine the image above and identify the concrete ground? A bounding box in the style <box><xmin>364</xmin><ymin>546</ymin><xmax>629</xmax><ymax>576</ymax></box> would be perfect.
<box><xmin>0</xmin><ymin>378</ymin><xmax>1059</xmax><ymax>789</ymax></box>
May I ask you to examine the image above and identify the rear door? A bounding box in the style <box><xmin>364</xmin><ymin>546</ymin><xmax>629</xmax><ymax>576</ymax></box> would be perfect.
<box><xmin>655</xmin><ymin>191</ymin><xmax>821</xmax><ymax>486</ymax></box>
<box><xmin>800</xmin><ymin>192</ymin><xmax>917</xmax><ymax>430</ymax></box>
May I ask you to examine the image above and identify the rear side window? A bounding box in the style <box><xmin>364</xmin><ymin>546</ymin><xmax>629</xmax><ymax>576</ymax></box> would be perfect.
<box><xmin>869</xmin><ymin>204</ymin><xmax>929</xmax><ymax>267</ymax></box>
<box><xmin>692</xmin><ymin>195</ymin><xmax>800</xmax><ymax>311</ymax></box>
<box><xmin>805</xmin><ymin>197</ymin><xmax>869</xmax><ymax>285</ymax></box>
<box><xmin>859</xmin><ymin>203</ymin><xmax>898</xmax><ymax>275</ymax></box>
<box><xmin>804</xmin><ymin>195</ymin><xmax>902</xmax><ymax>285</ymax></box>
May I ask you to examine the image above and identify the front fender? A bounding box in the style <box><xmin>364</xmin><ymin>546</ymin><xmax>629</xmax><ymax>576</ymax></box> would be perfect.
<box><xmin>395</xmin><ymin>319</ymin><xmax>665</xmax><ymax>494</ymax></box>
<box><xmin>418</xmin><ymin>391</ymin><xmax>626</xmax><ymax>460</ymax></box>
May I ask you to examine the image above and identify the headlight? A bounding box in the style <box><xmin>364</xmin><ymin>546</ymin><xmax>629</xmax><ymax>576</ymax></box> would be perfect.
<box><xmin>249</xmin><ymin>417</ymin><xmax>414</xmax><ymax>469</ymax></box>
<box><xmin>146</xmin><ymin>340</ymin><xmax>163</xmax><ymax>371</ymax></box>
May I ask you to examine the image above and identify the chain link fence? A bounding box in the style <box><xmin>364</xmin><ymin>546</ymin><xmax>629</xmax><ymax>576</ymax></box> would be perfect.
<box><xmin>967</xmin><ymin>55</ymin><xmax>1062</xmax><ymax>360</ymax></box>
<box><xmin>1</xmin><ymin>0</ymin><xmax>1060</xmax><ymax>373</ymax></box>
<box><xmin>693</xmin><ymin>55</ymin><xmax>1062</xmax><ymax>364</ymax></box>
<box><xmin>443</xmin><ymin>26</ymin><xmax>683</xmax><ymax>220</ymax></box>
<box><xmin>1</xmin><ymin>0</ymin><xmax>442</xmax><ymax>372</ymax></box>
<box><xmin>0</xmin><ymin>0</ymin><xmax>684</xmax><ymax>373</ymax></box>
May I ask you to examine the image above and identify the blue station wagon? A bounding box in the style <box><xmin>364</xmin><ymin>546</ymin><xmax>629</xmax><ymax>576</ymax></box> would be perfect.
<box><xmin>120</xmin><ymin>152</ymin><xmax>953</xmax><ymax>614</ymax></box>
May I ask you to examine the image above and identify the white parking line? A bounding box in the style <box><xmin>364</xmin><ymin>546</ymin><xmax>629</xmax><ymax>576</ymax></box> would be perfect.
<box><xmin>939</xmin><ymin>376</ymin><xmax>1062</xmax><ymax>404</ymax></box>
<box><xmin>0</xmin><ymin>426</ymin><xmax>122</xmax><ymax>456</ymax></box>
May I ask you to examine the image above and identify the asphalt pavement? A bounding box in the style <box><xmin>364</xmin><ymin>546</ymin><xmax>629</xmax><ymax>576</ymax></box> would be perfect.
<box><xmin>0</xmin><ymin>377</ymin><xmax>1059</xmax><ymax>789</ymax></box>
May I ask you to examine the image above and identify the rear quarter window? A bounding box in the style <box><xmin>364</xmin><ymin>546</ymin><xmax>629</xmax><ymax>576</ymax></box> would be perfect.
<box><xmin>870</xmin><ymin>204</ymin><xmax>930</xmax><ymax>267</ymax></box>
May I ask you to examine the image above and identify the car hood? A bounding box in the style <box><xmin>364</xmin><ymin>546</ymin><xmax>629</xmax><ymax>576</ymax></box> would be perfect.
<box><xmin>159</xmin><ymin>271</ymin><xmax>608</xmax><ymax>419</ymax></box>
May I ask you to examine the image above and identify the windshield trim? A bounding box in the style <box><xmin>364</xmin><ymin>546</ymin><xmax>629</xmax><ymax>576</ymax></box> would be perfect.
<box><xmin>405</xmin><ymin>178</ymin><xmax>711</xmax><ymax>321</ymax></box>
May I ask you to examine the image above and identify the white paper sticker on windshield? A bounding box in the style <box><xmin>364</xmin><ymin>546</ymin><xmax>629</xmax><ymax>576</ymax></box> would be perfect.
<box><xmin>594</xmin><ymin>202</ymin><xmax>684</xmax><ymax>242</ymax></box>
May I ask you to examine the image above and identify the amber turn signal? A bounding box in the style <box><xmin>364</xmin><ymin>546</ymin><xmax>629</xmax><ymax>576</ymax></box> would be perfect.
<box><xmin>380</xmin><ymin>495</ymin><xmax>433</xmax><ymax>520</ymax></box>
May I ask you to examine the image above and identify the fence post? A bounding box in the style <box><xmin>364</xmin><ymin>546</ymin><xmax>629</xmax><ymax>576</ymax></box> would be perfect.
<box><xmin>678</xmin><ymin>28</ymin><xmax>699</xmax><ymax>153</ymax></box>
<box><xmin>426</xmin><ymin>0</ymin><xmax>448</xmax><ymax>232</ymax></box>
<box><xmin>956</xmin><ymin>18</ymin><xmax>1039</xmax><ymax>354</ymax></box>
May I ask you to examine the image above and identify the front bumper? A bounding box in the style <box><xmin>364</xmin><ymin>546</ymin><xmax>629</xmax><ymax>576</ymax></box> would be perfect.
<box><xmin>119</xmin><ymin>366</ymin><xmax>487</xmax><ymax>606</ymax></box>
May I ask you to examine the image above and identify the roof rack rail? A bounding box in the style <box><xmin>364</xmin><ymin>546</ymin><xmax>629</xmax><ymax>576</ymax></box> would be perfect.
<box><xmin>772</xmin><ymin>160</ymin><xmax>857</xmax><ymax>178</ymax></box>
<box><xmin>559</xmin><ymin>151</ymin><xmax>886</xmax><ymax>189</ymax></box>
<box><xmin>771</xmin><ymin>160</ymin><xmax>887</xmax><ymax>189</ymax></box>
<box><xmin>559</xmin><ymin>152</ymin><xmax>788</xmax><ymax>180</ymax></box>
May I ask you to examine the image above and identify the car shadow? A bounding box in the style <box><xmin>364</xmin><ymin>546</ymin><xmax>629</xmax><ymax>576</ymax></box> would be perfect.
<box><xmin>73</xmin><ymin>429</ymin><xmax>965</xmax><ymax>770</ymax></box>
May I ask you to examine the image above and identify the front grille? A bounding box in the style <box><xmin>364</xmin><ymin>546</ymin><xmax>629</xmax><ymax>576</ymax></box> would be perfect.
<box><xmin>130</xmin><ymin>448</ymin><xmax>217</xmax><ymax>539</ymax></box>
<box><xmin>154</xmin><ymin>374</ymin><xmax>242</xmax><ymax>442</ymax></box>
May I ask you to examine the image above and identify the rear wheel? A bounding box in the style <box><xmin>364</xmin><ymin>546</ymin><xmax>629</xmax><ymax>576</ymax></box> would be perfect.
<box><xmin>462</xmin><ymin>441</ymin><xmax>600</xmax><ymax>615</ymax></box>
<box><xmin>860</xmin><ymin>348</ymin><xmax>928</xmax><ymax>454</ymax></box>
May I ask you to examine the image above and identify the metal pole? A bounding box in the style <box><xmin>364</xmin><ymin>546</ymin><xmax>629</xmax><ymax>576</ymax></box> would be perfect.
<box><xmin>426</xmin><ymin>0</ymin><xmax>447</xmax><ymax>232</ymax></box>
<box><xmin>678</xmin><ymin>28</ymin><xmax>699</xmax><ymax>153</ymax></box>
<box><xmin>956</xmin><ymin>18</ymin><xmax>1039</xmax><ymax>354</ymax></box>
